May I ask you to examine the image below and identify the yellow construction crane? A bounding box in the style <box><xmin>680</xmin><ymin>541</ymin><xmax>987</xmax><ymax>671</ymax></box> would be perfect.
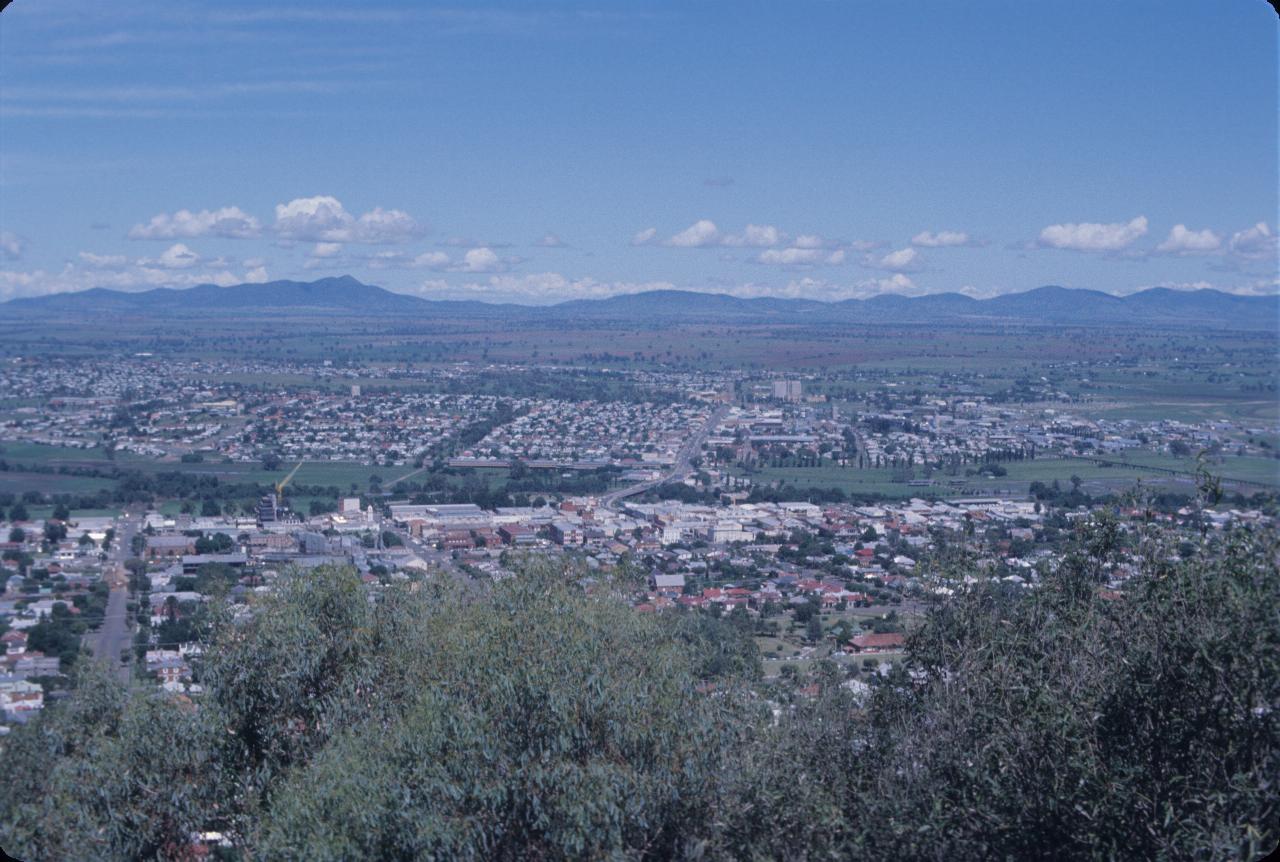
<box><xmin>275</xmin><ymin>461</ymin><xmax>304</xmax><ymax>497</ymax></box>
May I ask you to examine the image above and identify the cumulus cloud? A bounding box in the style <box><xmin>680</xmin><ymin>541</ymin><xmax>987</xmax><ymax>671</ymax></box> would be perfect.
<box><xmin>273</xmin><ymin>195</ymin><xmax>422</xmax><ymax>243</ymax></box>
<box><xmin>630</xmin><ymin>227</ymin><xmax>659</xmax><ymax>246</ymax></box>
<box><xmin>418</xmin><ymin>271</ymin><xmax>677</xmax><ymax>304</ymax></box>
<box><xmin>459</xmin><ymin>247</ymin><xmax>503</xmax><ymax>273</ymax></box>
<box><xmin>412</xmin><ymin>251</ymin><xmax>451</xmax><ymax>269</ymax></box>
<box><xmin>1037</xmin><ymin>216</ymin><xmax>1148</xmax><ymax>252</ymax></box>
<box><xmin>128</xmin><ymin>206</ymin><xmax>262</xmax><ymax>240</ymax></box>
<box><xmin>372</xmin><ymin>247</ymin><xmax>512</xmax><ymax>273</ymax></box>
<box><xmin>274</xmin><ymin>196</ymin><xmax>357</xmax><ymax>241</ymax></box>
<box><xmin>311</xmin><ymin>242</ymin><xmax>343</xmax><ymax>258</ymax></box>
<box><xmin>1132</xmin><ymin>277</ymin><xmax>1279</xmax><ymax>297</ymax></box>
<box><xmin>0</xmin><ymin>231</ymin><xmax>23</xmax><ymax>260</ymax></box>
<box><xmin>911</xmin><ymin>230</ymin><xmax>974</xmax><ymax>248</ymax></box>
<box><xmin>643</xmin><ymin>221</ymin><xmax>851</xmax><ymax>252</ymax></box>
<box><xmin>0</xmin><ymin>258</ymin><xmax>269</xmax><ymax>301</ymax></box>
<box><xmin>139</xmin><ymin>243</ymin><xmax>201</xmax><ymax>269</ymax></box>
<box><xmin>1229</xmin><ymin>222</ymin><xmax>1277</xmax><ymax>261</ymax></box>
<box><xmin>1155</xmin><ymin>224</ymin><xmax>1222</xmax><ymax>255</ymax></box>
<box><xmin>723</xmin><ymin>224</ymin><xmax>782</xmax><ymax>247</ymax></box>
<box><xmin>756</xmin><ymin>247</ymin><xmax>844</xmax><ymax>266</ymax></box>
<box><xmin>870</xmin><ymin>247</ymin><xmax>921</xmax><ymax>272</ymax></box>
<box><xmin>665</xmin><ymin>219</ymin><xmax>721</xmax><ymax>248</ymax></box>
<box><xmin>77</xmin><ymin>251</ymin><xmax>128</xmax><ymax>268</ymax></box>
<box><xmin>536</xmin><ymin>233</ymin><xmax>566</xmax><ymax>247</ymax></box>
<box><xmin>728</xmin><ymin>273</ymin><xmax>919</xmax><ymax>301</ymax></box>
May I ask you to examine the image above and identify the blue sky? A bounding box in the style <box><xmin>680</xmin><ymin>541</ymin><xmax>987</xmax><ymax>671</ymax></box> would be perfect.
<box><xmin>0</xmin><ymin>0</ymin><xmax>1276</xmax><ymax>304</ymax></box>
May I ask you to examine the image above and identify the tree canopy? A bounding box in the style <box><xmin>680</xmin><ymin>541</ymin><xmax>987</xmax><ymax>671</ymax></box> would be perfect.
<box><xmin>1</xmin><ymin>523</ymin><xmax>1277</xmax><ymax>860</ymax></box>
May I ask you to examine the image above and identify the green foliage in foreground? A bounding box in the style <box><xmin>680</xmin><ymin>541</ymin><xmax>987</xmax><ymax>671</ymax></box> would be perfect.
<box><xmin>1</xmin><ymin>525</ymin><xmax>1278</xmax><ymax>861</ymax></box>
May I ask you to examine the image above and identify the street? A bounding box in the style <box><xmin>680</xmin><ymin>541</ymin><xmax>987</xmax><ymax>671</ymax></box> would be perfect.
<box><xmin>87</xmin><ymin>511</ymin><xmax>140</xmax><ymax>683</ymax></box>
<box><xmin>599</xmin><ymin>403</ymin><xmax>729</xmax><ymax>513</ymax></box>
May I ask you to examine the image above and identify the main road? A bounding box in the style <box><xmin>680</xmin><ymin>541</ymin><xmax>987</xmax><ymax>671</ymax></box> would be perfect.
<box><xmin>598</xmin><ymin>403</ymin><xmax>730</xmax><ymax>514</ymax></box>
<box><xmin>87</xmin><ymin>510</ymin><xmax>141</xmax><ymax>683</ymax></box>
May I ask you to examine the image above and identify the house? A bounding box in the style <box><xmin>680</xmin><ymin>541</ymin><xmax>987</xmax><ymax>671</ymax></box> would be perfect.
<box><xmin>845</xmin><ymin>632</ymin><xmax>905</xmax><ymax>653</ymax></box>
<box><xmin>0</xmin><ymin>677</ymin><xmax>43</xmax><ymax>713</ymax></box>
<box><xmin>1</xmin><ymin>630</ymin><xmax>27</xmax><ymax>656</ymax></box>
<box><xmin>14</xmin><ymin>655</ymin><xmax>62</xmax><ymax>677</ymax></box>
<box><xmin>651</xmin><ymin>573</ymin><xmax>686</xmax><ymax>592</ymax></box>
<box><xmin>151</xmin><ymin>657</ymin><xmax>192</xmax><ymax>685</ymax></box>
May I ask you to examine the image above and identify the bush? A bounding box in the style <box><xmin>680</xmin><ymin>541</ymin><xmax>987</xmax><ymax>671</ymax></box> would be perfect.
<box><xmin>2</xmin><ymin>524</ymin><xmax>1277</xmax><ymax>861</ymax></box>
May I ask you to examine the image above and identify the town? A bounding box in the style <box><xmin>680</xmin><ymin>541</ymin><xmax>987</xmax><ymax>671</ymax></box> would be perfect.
<box><xmin>1</xmin><ymin>355</ymin><xmax>1275</xmax><ymax>719</ymax></box>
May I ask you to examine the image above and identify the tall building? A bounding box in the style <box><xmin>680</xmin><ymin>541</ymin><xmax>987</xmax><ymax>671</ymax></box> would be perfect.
<box><xmin>256</xmin><ymin>494</ymin><xmax>279</xmax><ymax>523</ymax></box>
<box><xmin>772</xmin><ymin>379</ymin><xmax>803</xmax><ymax>402</ymax></box>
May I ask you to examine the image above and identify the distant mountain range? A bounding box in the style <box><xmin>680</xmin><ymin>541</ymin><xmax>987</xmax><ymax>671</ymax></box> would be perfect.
<box><xmin>2</xmin><ymin>275</ymin><xmax>1275</xmax><ymax>329</ymax></box>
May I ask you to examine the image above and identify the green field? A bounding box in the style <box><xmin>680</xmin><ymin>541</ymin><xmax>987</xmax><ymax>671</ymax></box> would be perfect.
<box><xmin>737</xmin><ymin>453</ymin><xmax>1279</xmax><ymax>501</ymax></box>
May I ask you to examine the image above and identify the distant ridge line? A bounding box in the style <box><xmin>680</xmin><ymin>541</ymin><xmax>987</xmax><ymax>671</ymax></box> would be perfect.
<box><xmin>2</xmin><ymin>275</ymin><xmax>1274</xmax><ymax>329</ymax></box>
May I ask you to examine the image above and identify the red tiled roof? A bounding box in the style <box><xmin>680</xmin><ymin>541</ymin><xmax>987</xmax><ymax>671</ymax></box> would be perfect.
<box><xmin>849</xmin><ymin>632</ymin><xmax>905</xmax><ymax>649</ymax></box>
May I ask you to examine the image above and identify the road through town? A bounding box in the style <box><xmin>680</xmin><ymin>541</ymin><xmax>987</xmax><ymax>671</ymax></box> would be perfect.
<box><xmin>599</xmin><ymin>403</ymin><xmax>729</xmax><ymax>514</ymax></box>
<box><xmin>87</xmin><ymin>511</ymin><xmax>140</xmax><ymax>683</ymax></box>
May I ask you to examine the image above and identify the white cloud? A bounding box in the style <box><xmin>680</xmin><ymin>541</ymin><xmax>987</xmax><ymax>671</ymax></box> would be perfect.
<box><xmin>729</xmin><ymin>273</ymin><xmax>919</xmax><ymax>301</ymax></box>
<box><xmin>1155</xmin><ymin>224</ymin><xmax>1221</xmax><ymax>255</ymax></box>
<box><xmin>412</xmin><ymin>251</ymin><xmax>451</xmax><ymax>269</ymax></box>
<box><xmin>0</xmin><ymin>231</ymin><xmax>23</xmax><ymax>260</ymax></box>
<box><xmin>273</xmin><ymin>196</ymin><xmax>352</xmax><ymax>241</ymax></box>
<box><xmin>0</xmin><ymin>259</ymin><xmax>268</xmax><ymax>300</ymax></box>
<box><xmin>665</xmin><ymin>219</ymin><xmax>720</xmax><ymax>248</ymax></box>
<box><xmin>723</xmin><ymin>224</ymin><xmax>782</xmax><ymax>247</ymax></box>
<box><xmin>756</xmin><ymin>246</ymin><xmax>845</xmax><ymax>266</ymax></box>
<box><xmin>537</xmin><ymin>233</ymin><xmax>566</xmax><ymax>247</ymax></box>
<box><xmin>128</xmin><ymin>206</ymin><xmax>262</xmax><ymax>240</ymax></box>
<box><xmin>459</xmin><ymin>247</ymin><xmax>503</xmax><ymax>273</ymax></box>
<box><xmin>422</xmin><ymin>271</ymin><xmax>677</xmax><ymax>304</ymax></box>
<box><xmin>1037</xmin><ymin>216</ymin><xmax>1148</xmax><ymax>252</ymax></box>
<box><xmin>77</xmin><ymin>251</ymin><xmax>128</xmax><ymax>268</ymax></box>
<box><xmin>385</xmin><ymin>247</ymin><xmax>510</xmax><ymax>273</ymax></box>
<box><xmin>138</xmin><ymin>243</ymin><xmax>201</xmax><ymax>269</ymax></box>
<box><xmin>273</xmin><ymin>195</ymin><xmax>422</xmax><ymax>243</ymax></box>
<box><xmin>911</xmin><ymin>230</ymin><xmax>972</xmax><ymax>248</ymax></box>
<box><xmin>1229</xmin><ymin>222</ymin><xmax>1277</xmax><ymax>261</ymax></box>
<box><xmin>312</xmin><ymin>242</ymin><xmax>343</xmax><ymax>258</ymax></box>
<box><xmin>630</xmin><ymin>227</ymin><xmax>659</xmax><ymax>246</ymax></box>
<box><xmin>353</xmin><ymin>206</ymin><xmax>420</xmax><ymax>243</ymax></box>
<box><xmin>872</xmin><ymin>247</ymin><xmax>921</xmax><ymax>272</ymax></box>
<box><xmin>1132</xmin><ymin>277</ymin><xmax>1279</xmax><ymax>297</ymax></box>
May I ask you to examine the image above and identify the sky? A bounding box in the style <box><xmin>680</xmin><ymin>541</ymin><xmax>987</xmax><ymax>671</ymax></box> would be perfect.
<box><xmin>0</xmin><ymin>0</ymin><xmax>1276</xmax><ymax>305</ymax></box>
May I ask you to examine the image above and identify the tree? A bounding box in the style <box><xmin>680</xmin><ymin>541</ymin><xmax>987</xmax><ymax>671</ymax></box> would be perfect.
<box><xmin>194</xmin><ymin>532</ymin><xmax>234</xmax><ymax>555</ymax></box>
<box><xmin>2</xmin><ymin>529</ymin><xmax>1277</xmax><ymax>861</ymax></box>
<box><xmin>805</xmin><ymin>615</ymin><xmax>823</xmax><ymax>643</ymax></box>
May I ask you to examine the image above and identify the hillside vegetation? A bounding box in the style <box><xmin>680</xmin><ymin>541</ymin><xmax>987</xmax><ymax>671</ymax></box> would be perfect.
<box><xmin>1</xmin><ymin>522</ymin><xmax>1277</xmax><ymax>860</ymax></box>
